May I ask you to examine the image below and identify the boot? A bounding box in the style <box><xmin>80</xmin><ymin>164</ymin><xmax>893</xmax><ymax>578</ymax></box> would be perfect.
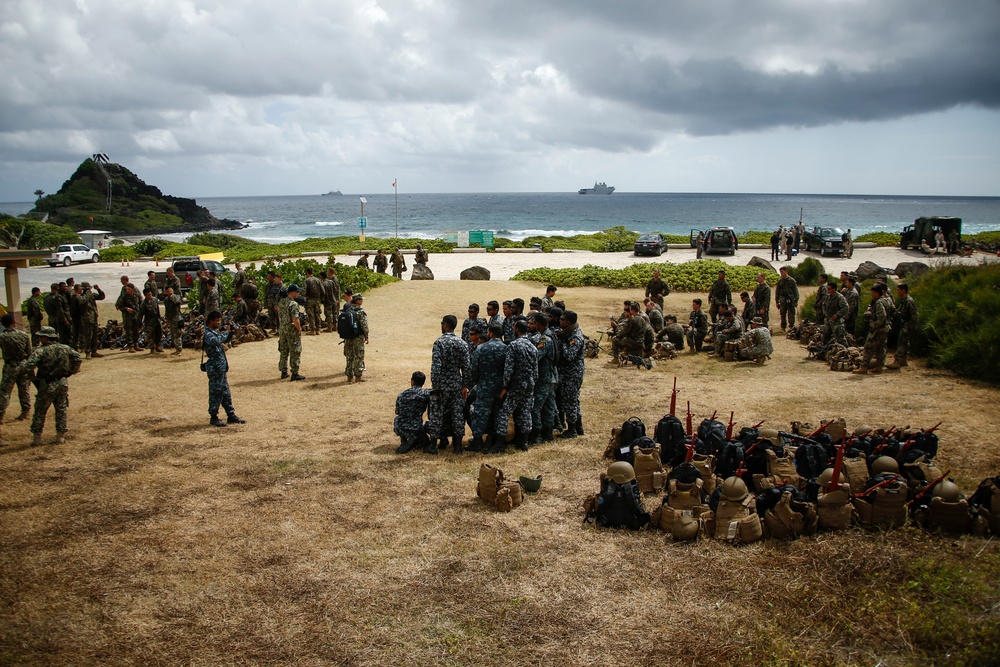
<box><xmin>55</xmin><ymin>433</ymin><xmax>66</xmax><ymax>444</ymax></box>
<box><xmin>426</xmin><ymin>437</ymin><xmax>439</xmax><ymax>455</ymax></box>
<box><xmin>210</xmin><ymin>415</ymin><xmax>226</xmax><ymax>427</ymax></box>
<box><xmin>290</xmin><ymin>374</ymin><xmax>306</xmax><ymax>381</ymax></box>
<box><xmin>852</xmin><ymin>366</ymin><xmax>869</xmax><ymax>375</ymax></box>
<box><xmin>528</xmin><ymin>429</ymin><xmax>541</xmax><ymax>446</ymax></box>
<box><xmin>514</xmin><ymin>431</ymin><xmax>529</xmax><ymax>452</ymax></box>
<box><xmin>453</xmin><ymin>437</ymin><xmax>463</xmax><ymax>455</ymax></box>
<box><xmin>396</xmin><ymin>435</ymin><xmax>418</xmax><ymax>455</ymax></box>
<box><xmin>886</xmin><ymin>359</ymin><xmax>906</xmax><ymax>370</ymax></box>
<box><xmin>438</xmin><ymin>436</ymin><xmax>449</xmax><ymax>453</ymax></box>
<box><xmin>486</xmin><ymin>433</ymin><xmax>508</xmax><ymax>454</ymax></box>
<box><xmin>575</xmin><ymin>417</ymin><xmax>585</xmax><ymax>436</ymax></box>
<box><xmin>541</xmin><ymin>427</ymin><xmax>554</xmax><ymax>442</ymax></box>
<box><xmin>347</xmin><ymin>376</ymin><xmax>354</xmax><ymax>383</ymax></box>
<box><xmin>355</xmin><ymin>374</ymin><xmax>366</xmax><ymax>382</ymax></box>
<box><xmin>227</xmin><ymin>414</ymin><xmax>246</xmax><ymax>424</ymax></box>
<box><xmin>869</xmin><ymin>365</ymin><xmax>884</xmax><ymax>375</ymax></box>
<box><xmin>171</xmin><ymin>349</ymin><xmax>182</xmax><ymax>356</ymax></box>
<box><xmin>31</xmin><ymin>433</ymin><xmax>43</xmax><ymax>446</ymax></box>
<box><xmin>559</xmin><ymin>427</ymin><xmax>577</xmax><ymax>439</ymax></box>
<box><xmin>280</xmin><ymin>371</ymin><xmax>289</xmax><ymax>380</ymax></box>
<box><xmin>128</xmin><ymin>346</ymin><xmax>137</xmax><ymax>353</ymax></box>
<box><xmin>15</xmin><ymin>409</ymin><xmax>29</xmax><ymax>422</ymax></box>
<box><xmin>466</xmin><ymin>435</ymin><xmax>484</xmax><ymax>452</ymax></box>
<box><xmin>91</xmin><ymin>351</ymin><xmax>104</xmax><ymax>358</ymax></box>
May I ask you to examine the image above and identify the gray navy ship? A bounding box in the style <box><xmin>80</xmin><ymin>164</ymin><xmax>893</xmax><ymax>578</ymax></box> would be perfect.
<box><xmin>578</xmin><ymin>181</ymin><xmax>615</xmax><ymax>195</ymax></box>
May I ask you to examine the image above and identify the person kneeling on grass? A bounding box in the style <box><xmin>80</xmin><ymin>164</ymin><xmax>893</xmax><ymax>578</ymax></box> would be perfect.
<box><xmin>394</xmin><ymin>371</ymin><xmax>438</xmax><ymax>454</ymax></box>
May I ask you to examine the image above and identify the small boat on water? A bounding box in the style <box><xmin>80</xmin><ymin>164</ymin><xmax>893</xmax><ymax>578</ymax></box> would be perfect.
<box><xmin>322</xmin><ymin>190</ymin><xmax>343</xmax><ymax>196</ymax></box>
<box><xmin>578</xmin><ymin>182</ymin><xmax>615</xmax><ymax>195</ymax></box>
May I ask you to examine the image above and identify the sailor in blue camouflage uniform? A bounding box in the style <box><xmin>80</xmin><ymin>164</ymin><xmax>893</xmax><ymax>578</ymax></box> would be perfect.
<box><xmin>427</xmin><ymin>314</ymin><xmax>471</xmax><ymax>454</ymax></box>
<box><xmin>486</xmin><ymin>301</ymin><xmax>504</xmax><ymax>330</ymax></box>
<box><xmin>468</xmin><ymin>324</ymin><xmax>506</xmax><ymax>452</ymax></box>
<box><xmin>203</xmin><ymin>310</ymin><xmax>245</xmax><ymax>427</ymax></box>
<box><xmin>501</xmin><ymin>301</ymin><xmax>515</xmax><ymax>343</ymax></box>
<box><xmin>0</xmin><ymin>313</ymin><xmax>33</xmax><ymax>429</ymax></box>
<box><xmin>529</xmin><ymin>312</ymin><xmax>559</xmax><ymax>445</ymax></box>
<box><xmin>490</xmin><ymin>319</ymin><xmax>537</xmax><ymax>453</ymax></box>
<box><xmin>394</xmin><ymin>371</ymin><xmax>433</xmax><ymax>454</ymax></box>
<box><xmin>461</xmin><ymin>304</ymin><xmax>487</xmax><ymax>343</ymax></box>
<box><xmin>557</xmin><ymin>310</ymin><xmax>586</xmax><ymax>439</ymax></box>
<box><xmin>19</xmin><ymin>326</ymin><xmax>81</xmax><ymax>446</ymax></box>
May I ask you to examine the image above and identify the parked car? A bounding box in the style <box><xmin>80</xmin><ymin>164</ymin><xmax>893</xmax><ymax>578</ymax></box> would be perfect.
<box><xmin>633</xmin><ymin>233</ymin><xmax>665</xmax><ymax>256</ymax></box>
<box><xmin>691</xmin><ymin>227</ymin><xmax>738</xmax><ymax>255</ymax></box>
<box><xmin>154</xmin><ymin>257</ymin><xmax>229</xmax><ymax>294</ymax></box>
<box><xmin>45</xmin><ymin>244</ymin><xmax>100</xmax><ymax>267</ymax></box>
<box><xmin>900</xmin><ymin>216</ymin><xmax>961</xmax><ymax>251</ymax></box>
<box><xmin>803</xmin><ymin>227</ymin><xmax>845</xmax><ymax>256</ymax></box>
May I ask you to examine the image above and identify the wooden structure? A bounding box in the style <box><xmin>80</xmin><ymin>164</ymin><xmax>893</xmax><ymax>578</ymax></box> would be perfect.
<box><xmin>0</xmin><ymin>250</ymin><xmax>55</xmax><ymax>324</ymax></box>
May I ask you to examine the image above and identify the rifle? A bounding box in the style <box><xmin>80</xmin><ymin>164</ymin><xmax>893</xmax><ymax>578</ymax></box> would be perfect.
<box><xmin>873</xmin><ymin>425</ymin><xmax>908</xmax><ymax>456</ymax></box>
<box><xmin>827</xmin><ymin>438</ymin><xmax>847</xmax><ymax>492</ymax></box>
<box><xmin>852</xmin><ymin>474</ymin><xmax>904</xmax><ymax>498</ymax></box>
<box><xmin>726</xmin><ymin>411</ymin><xmax>736</xmax><ymax>440</ymax></box>
<box><xmin>710</xmin><ymin>410</ymin><xmax>717</xmax><ymax>421</ymax></box>
<box><xmin>806</xmin><ymin>422</ymin><xmax>831</xmax><ymax>440</ymax></box>
<box><xmin>907</xmin><ymin>470</ymin><xmax>952</xmax><ymax>508</ymax></box>
<box><xmin>622</xmin><ymin>354</ymin><xmax>651</xmax><ymax>370</ymax></box>
<box><xmin>669</xmin><ymin>376</ymin><xmax>678</xmax><ymax>416</ymax></box>
<box><xmin>686</xmin><ymin>401</ymin><xmax>692</xmax><ymax>437</ymax></box>
<box><xmin>752</xmin><ymin>419</ymin><xmax>765</xmax><ymax>429</ymax></box>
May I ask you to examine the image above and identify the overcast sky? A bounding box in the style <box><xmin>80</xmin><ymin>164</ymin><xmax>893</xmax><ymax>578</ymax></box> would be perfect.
<box><xmin>2</xmin><ymin>0</ymin><xmax>999</xmax><ymax>201</ymax></box>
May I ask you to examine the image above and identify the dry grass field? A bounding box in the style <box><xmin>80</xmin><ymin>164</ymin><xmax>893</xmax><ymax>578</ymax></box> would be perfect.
<box><xmin>2</xmin><ymin>281</ymin><xmax>999</xmax><ymax>666</ymax></box>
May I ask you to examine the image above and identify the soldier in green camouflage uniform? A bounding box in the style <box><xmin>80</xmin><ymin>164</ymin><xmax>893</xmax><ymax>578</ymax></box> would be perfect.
<box><xmin>162</xmin><ymin>267</ymin><xmax>183</xmax><ymax>296</ymax></box>
<box><xmin>708</xmin><ymin>271</ymin><xmax>732</xmax><ymax>323</ymax></box>
<box><xmin>611</xmin><ymin>303</ymin><xmax>646</xmax><ymax>358</ymax></box>
<box><xmin>323</xmin><ymin>267</ymin><xmax>341</xmax><ymax>332</ymax></box>
<box><xmin>115</xmin><ymin>283</ymin><xmax>141</xmax><ymax>352</ymax></box>
<box><xmin>687</xmin><ymin>299</ymin><xmax>710</xmax><ymax>352</ymax></box>
<box><xmin>0</xmin><ymin>314</ymin><xmax>33</xmax><ymax>426</ymax></box>
<box><xmin>203</xmin><ymin>279</ymin><xmax>222</xmax><ymax>315</ymax></box>
<box><xmin>644</xmin><ymin>270</ymin><xmax>670</xmax><ymax>310</ymax></box>
<box><xmin>56</xmin><ymin>283</ymin><xmax>72</xmax><ymax>346</ymax></box>
<box><xmin>815</xmin><ymin>275</ymin><xmax>828</xmax><ymax>325</ymax></box>
<box><xmin>823</xmin><ymin>281</ymin><xmax>849</xmax><ymax>346</ymax></box>
<box><xmin>776</xmin><ymin>267</ymin><xmax>799</xmax><ymax>330</ymax></box>
<box><xmin>645</xmin><ymin>299</ymin><xmax>664</xmax><ymax>333</ymax></box>
<box><xmin>855</xmin><ymin>283</ymin><xmax>892</xmax><ymax>375</ymax></box>
<box><xmin>739</xmin><ymin>317</ymin><xmax>774</xmax><ymax>364</ymax></box>
<box><xmin>887</xmin><ymin>283</ymin><xmax>917</xmax><ymax>370</ymax></box>
<box><xmin>753</xmin><ymin>273</ymin><xmax>771</xmax><ymax>326</ymax></box>
<box><xmin>278</xmin><ymin>285</ymin><xmax>304</xmax><ymax>381</ymax></box>
<box><xmin>303</xmin><ymin>267</ymin><xmax>324</xmax><ymax>335</ymax></box>
<box><xmin>26</xmin><ymin>287</ymin><xmax>44</xmax><ymax>346</ymax></box>
<box><xmin>163</xmin><ymin>287</ymin><xmax>184</xmax><ymax>354</ymax></box>
<box><xmin>842</xmin><ymin>276</ymin><xmax>860</xmax><ymax>339</ymax></box>
<box><xmin>77</xmin><ymin>282</ymin><xmax>106</xmax><ymax>358</ymax></box>
<box><xmin>712</xmin><ymin>310</ymin><xmax>745</xmax><ymax>355</ymax></box>
<box><xmin>656</xmin><ymin>314</ymin><xmax>685</xmax><ymax>350</ymax></box>
<box><xmin>139</xmin><ymin>288</ymin><xmax>163</xmax><ymax>353</ymax></box>
<box><xmin>345</xmin><ymin>293</ymin><xmax>369</xmax><ymax>381</ymax></box>
<box><xmin>20</xmin><ymin>326</ymin><xmax>81</xmax><ymax>445</ymax></box>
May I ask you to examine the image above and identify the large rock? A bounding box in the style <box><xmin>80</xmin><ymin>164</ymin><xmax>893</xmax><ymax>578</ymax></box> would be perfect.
<box><xmin>460</xmin><ymin>265</ymin><xmax>491</xmax><ymax>281</ymax></box>
<box><xmin>855</xmin><ymin>261</ymin><xmax>887</xmax><ymax>282</ymax></box>
<box><xmin>894</xmin><ymin>261</ymin><xmax>930</xmax><ymax>280</ymax></box>
<box><xmin>411</xmin><ymin>263</ymin><xmax>434</xmax><ymax>280</ymax></box>
<box><xmin>747</xmin><ymin>256</ymin><xmax>776</xmax><ymax>273</ymax></box>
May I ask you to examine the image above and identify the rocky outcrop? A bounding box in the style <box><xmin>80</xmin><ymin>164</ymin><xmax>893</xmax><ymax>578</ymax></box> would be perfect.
<box><xmin>747</xmin><ymin>256</ymin><xmax>776</xmax><ymax>273</ymax></box>
<box><xmin>460</xmin><ymin>266</ymin><xmax>491</xmax><ymax>280</ymax></box>
<box><xmin>411</xmin><ymin>264</ymin><xmax>434</xmax><ymax>280</ymax></box>
<box><xmin>855</xmin><ymin>261</ymin><xmax>888</xmax><ymax>282</ymax></box>
<box><xmin>894</xmin><ymin>262</ymin><xmax>930</xmax><ymax>280</ymax></box>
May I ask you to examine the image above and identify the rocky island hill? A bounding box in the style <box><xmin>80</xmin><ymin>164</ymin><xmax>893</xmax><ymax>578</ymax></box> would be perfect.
<box><xmin>31</xmin><ymin>158</ymin><xmax>244</xmax><ymax>235</ymax></box>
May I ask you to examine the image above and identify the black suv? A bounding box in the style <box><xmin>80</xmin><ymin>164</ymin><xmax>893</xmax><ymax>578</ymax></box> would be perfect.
<box><xmin>691</xmin><ymin>227</ymin><xmax>738</xmax><ymax>255</ymax></box>
<box><xmin>803</xmin><ymin>227</ymin><xmax>845</xmax><ymax>256</ymax></box>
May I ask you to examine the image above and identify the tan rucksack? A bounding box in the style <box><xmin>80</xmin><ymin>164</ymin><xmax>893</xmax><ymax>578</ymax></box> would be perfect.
<box><xmin>713</xmin><ymin>494</ymin><xmax>761</xmax><ymax>543</ymax></box>
<box><xmin>817</xmin><ymin>486</ymin><xmax>855</xmax><ymax>531</ymax></box>
<box><xmin>477</xmin><ymin>463</ymin><xmax>523</xmax><ymax>512</ymax></box>
<box><xmin>841</xmin><ymin>457</ymin><xmax>870</xmax><ymax>494</ymax></box>
<box><xmin>853</xmin><ymin>476</ymin><xmax>908</xmax><ymax>529</ymax></box>
<box><xmin>764</xmin><ymin>490</ymin><xmax>818</xmax><ymax>539</ymax></box>
<box><xmin>667</xmin><ymin>478</ymin><xmax>704</xmax><ymax>511</ymax></box>
<box><xmin>753</xmin><ymin>449</ymin><xmax>802</xmax><ymax>492</ymax></box>
<box><xmin>634</xmin><ymin>443</ymin><xmax>666</xmax><ymax>494</ymax></box>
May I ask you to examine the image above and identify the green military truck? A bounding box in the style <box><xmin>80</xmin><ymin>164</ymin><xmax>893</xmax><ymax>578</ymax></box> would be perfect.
<box><xmin>900</xmin><ymin>216</ymin><xmax>961</xmax><ymax>251</ymax></box>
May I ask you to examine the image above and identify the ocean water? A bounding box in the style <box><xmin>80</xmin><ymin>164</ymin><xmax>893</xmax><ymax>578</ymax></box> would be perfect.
<box><xmin>4</xmin><ymin>192</ymin><xmax>999</xmax><ymax>242</ymax></box>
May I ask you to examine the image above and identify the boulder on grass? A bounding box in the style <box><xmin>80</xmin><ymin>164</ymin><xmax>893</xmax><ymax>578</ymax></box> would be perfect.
<box><xmin>411</xmin><ymin>264</ymin><xmax>434</xmax><ymax>280</ymax></box>
<box><xmin>894</xmin><ymin>262</ymin><xmax>930</xmax><ymax>280</ymax></box>
<box><xmin>748</xmin><ymin>256</ymin><xmax>777</xmax><ymax>273</ymax></box>
<box><xmin>460</xmin><ymin>266</ymin><xmax>491</xmax><ymax>281</ymax></box>
<box><xmin>855</xmin><ymin>261</ymin><xmax>887</xmax><ymax>282</ymax></box>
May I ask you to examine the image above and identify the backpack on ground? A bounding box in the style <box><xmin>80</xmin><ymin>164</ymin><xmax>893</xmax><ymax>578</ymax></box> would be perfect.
<box><xmin>716</xmin><ymin>441</ymin><xmax>745</xmax><ymax>480</ymax></box>
<box><xmin>654</xmin><ymin>414</ymin><xmax>687</xmax><ymax>467</ymax></box>
<box><xmin>618</xmin><ymin>417</ymin><xmax>646</xmax><ymax>456</ymax></box>
<box><xmin>696</xmin><ymin>419</ymin><xmax>727</xmax><ymax>457</ymax></box>
<box><xmin>337</xmin><ymin>307</ymin><xmax>360</xmax><ymax>339</ymax></box>
<box><xmin>763</xmin><ymin>489</ymin><xmax>818</xmax><ymax>539</ymax></box>
<box><xmin>633</xmin><ymin>438</ymin><xmax>666</xmax><ymax>493</ymax></box>
<box><xmin>853</xmin><ymin>474</ymin><xmax>908</xmax><ymax>529</ymax></box>
<box><xmin>794</xmin><ymin>441</ymin><xmax>830</xmax><ymax>481</ymax></box>
<box><xmin>585</xmin><ymin>476</ymin><xmax>649</xmax><ymax>530</ymax></box>
<box><xmin>476</xmin><ymin>463</ymin><xmax>524</xmax><ymax>513</ymax></box>
<box><xmin>969</xmin><ymin>476</ymin><xmax>1000</xmax><ymax>536</ymax></box>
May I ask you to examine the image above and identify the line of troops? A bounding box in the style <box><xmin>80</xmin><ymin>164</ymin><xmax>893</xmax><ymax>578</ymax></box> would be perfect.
<box><xmin>394</xmin><ymin>288</ymin><xmax>588</xmax><ymax>455</ymax></box>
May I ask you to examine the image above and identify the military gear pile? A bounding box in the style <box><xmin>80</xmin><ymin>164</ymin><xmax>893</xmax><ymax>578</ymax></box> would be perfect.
<box><xmin>588</xmin><ymin>412</ymin><xmax>999</xmax><ymax>542</ymax></box>
<box><xmin>476</xmin><ymin>463</ymin><xmax>525</xmax><ymax>512</ymax></box>
<box><xmin>95</xmin><ymin>307</ymin><xmax>270</xmax><ymax>351</ymax></box>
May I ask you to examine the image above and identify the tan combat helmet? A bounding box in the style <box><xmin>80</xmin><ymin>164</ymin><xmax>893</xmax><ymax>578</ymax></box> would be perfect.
<box><xmin>854</xmin><ymin>424</ymin><xmax>874</xmax><ymax>437</ymax></box>
<box><xmin>607</xmin><ymin>461</ymin><xmax>636</xmax><ymax>485</ymax></box>
<box><xmin>932</xmin><ymin>479</ymin><xmax>962</xmax><ymax>503</ymax></box>
<box><xmin>758</xmin><ymin>428</ymin><xmax>781</xmax><ymax>448</ymax></box>
<box><xmin>722</xmin><ymin>476</ymin><xmax>749</xmax><ymax>502</ymax></box>
<box><xmin>672</xmin><ymin>513</ymin><xmax>700</xmax><ymax>541</ymax></box>
<box><xmin>817</xmin><ymin>468</ymin><xmax>847</xmax><ymax>487</ymax></box>
<box><xmin>871</xmin><ymin>456</ymin><xmax>899</xmax><ymax>476</ymax></box>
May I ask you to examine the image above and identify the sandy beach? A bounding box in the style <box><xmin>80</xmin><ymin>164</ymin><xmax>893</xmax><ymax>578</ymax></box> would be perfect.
<box><xmin>17</xmin><ymin>244</ymin><xmax>996</xmax><ymax>291</ymax></box>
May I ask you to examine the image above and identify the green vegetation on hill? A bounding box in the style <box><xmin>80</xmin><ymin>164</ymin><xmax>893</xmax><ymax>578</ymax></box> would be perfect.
<box><xmin>512</xmin><ymin>259</ymin><xmax>777</xmax><ymax>292</ymax></box>
<box><xmin>0</xmin><ymin>213</ymin><xmax>80</xmax><ymax>250</ymax></box>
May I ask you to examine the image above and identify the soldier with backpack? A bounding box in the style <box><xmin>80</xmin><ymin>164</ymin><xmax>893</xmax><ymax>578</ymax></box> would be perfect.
<box><xmin>342</xmin><ymin>293</ymin><xmax>369</xmax><ymax>382</ymax></box>
<box><xmin>19</xmin><ymin>326</ymin><xmax>82</xmax><ymax>446</ymax></box>
<box><xmin>854</xmin><ymin>283</ymin><xmax>892</xmax><ymax>375</ymax></box>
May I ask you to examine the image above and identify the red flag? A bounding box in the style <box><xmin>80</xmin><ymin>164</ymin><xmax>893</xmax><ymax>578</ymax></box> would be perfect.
<box><xmin>392</xmin><ymin>180</ymin><xmax>396</xmax><ymax>188</ymax></box>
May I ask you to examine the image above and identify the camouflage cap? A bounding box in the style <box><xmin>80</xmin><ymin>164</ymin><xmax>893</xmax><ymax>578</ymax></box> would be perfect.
<box><xmin>37</xmin><ymin>326</ymin><xmax>57</xmax><ymax>338</ymax></box>
<box><xmin>81</xmin><ymin>281</ymin><xmax>91</xmax><ymax>290</ymax></box>
<box><xmin>352</xmin><ymin>293</ymin><xmax>364</xmax><ymax>301</ymax></box>
<box><xmin>751</xmin><ymin>317</ymin><xmax>764</xmax><ymax>325</ymax></box>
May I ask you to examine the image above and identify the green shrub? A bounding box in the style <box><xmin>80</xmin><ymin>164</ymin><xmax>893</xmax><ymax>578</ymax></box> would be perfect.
<box><xmin>910</xmin><ymin>263</ymin><xmax>1000</xmax><ymax>383</ymax></box>
<box><xmin>99</xmin><ymin>246</ymin><xmax>138</xmax><ymax>262</ymax></box>
<box><xmin>110</xmin><ymin>238</ymin><xmax>124</xmax><ymax>246</ymax></box>
<box><xmin>154</xmin><ymin>243</ymin><xmax>220</xmax><ymax>259</ymax></box>
<box><xmin>187</xmin><ymin>232</ymin><xmax>266</xmax><ymax>250</ymax></box>
<box><xmin>132</xmin><ymin>237</ymin><xmax>170</xmax><ymax>256</ymax></box>
<box><xmin>855</xmin><ymin>231</ymin><xmax>901</xmax><ymax>247</ymax></box>
<box><xmin>512</xmin><ymin>259</ymin><xmax>777</xmax><ymax>292</ymax></box>
<box><xmin>738</xmin><ymin>231</ymin><xmax>774</xmax><ymax>244</ymax></box>
<box><xmin>248</xmin><ymin>259</ymin><xmax>396</xmax><ymax>296</ymax></box>
<box><xmin>787</xmin><ymin>257</ymin><xmax>825</xmax><ymax>286</ymax></box>
<box><xmin>223</xmin><ymin>237</ymin><xmax>455</xmax><ymax>263</ymax></box>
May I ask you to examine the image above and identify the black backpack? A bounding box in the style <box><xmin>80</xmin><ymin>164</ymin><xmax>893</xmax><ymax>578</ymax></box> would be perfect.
<box><xmin>716</xmin><ymin>441</ymin><xmax>746</xmax><ymax>480</ymax></box>
<box><xmin>755</xmin><ymin>484</ymin><xmax>808</xmax><ymax>517</ymax></box>
<box><xmin>697</xmin><ymin>419</ymin><xmax>727</xmax><ymax>457</ymax></box>
<box><xmin>670</xmin><ymin>461</ymin><xmax>701</xmax><ymax>485</ymax></box>
<box><xmin>911</xmin><ymin>431</ymin><xmax>939</xmax><ymax>459</ymax></box>
<box><xmin>794</xmin><ymin>441</ymin><xmax>830</xmax><ymax>481</ymax></box>
<box><xmin>337</xmin><ymin>306</ymin><xmax>360</xmax><ymax>339</ymax></box>
<box><xmin>616</xmin><ymin>417</ymin><xmax>646</xmax><ymax>461</ymax></box>
<box><xmin>654</xmin><ymin>414</ymin><xmax>687</xmax><ymax>467</ymax></box>
<box><xmin>591</xmin><ymin>477</ymin><xmax>650</xmax><ymax>530</ymax></box>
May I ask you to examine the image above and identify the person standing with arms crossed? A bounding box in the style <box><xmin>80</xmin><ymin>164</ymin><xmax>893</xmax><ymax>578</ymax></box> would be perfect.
<box><xmin>203</xmin><ymin>310</ymin><xmax>245</xmax><ymax>427</ymax></box>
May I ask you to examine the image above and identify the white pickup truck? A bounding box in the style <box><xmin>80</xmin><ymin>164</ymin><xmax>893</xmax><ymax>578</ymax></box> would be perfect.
<box><xmin>45</xmin><ymin>243</ymin><xmax>101</xmax><ymax>267</ymax></box>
